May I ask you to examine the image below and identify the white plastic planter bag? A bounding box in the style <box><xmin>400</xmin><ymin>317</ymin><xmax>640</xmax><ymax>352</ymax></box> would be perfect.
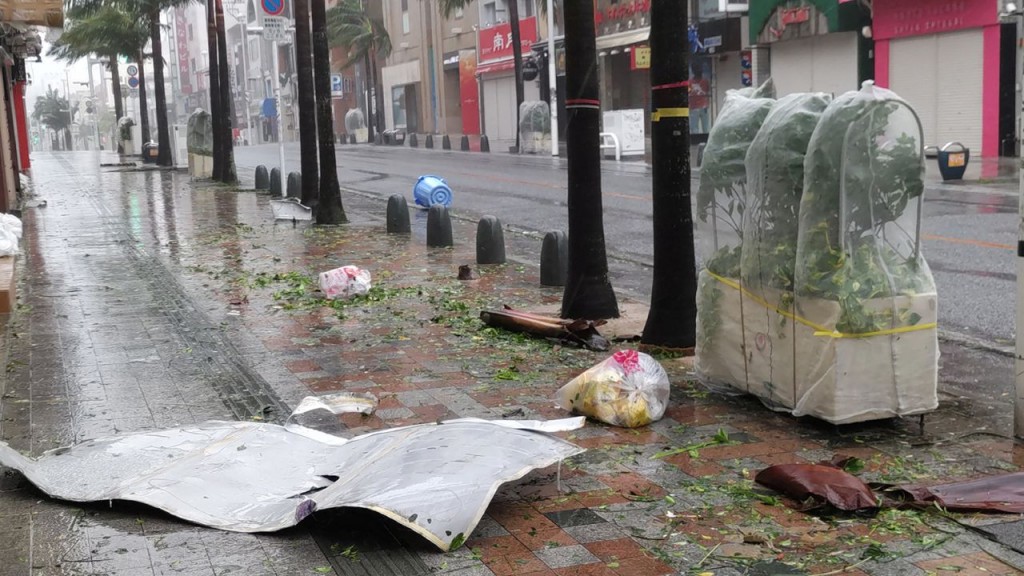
<box><xmin>0</xmin><ymin>404</ymin><xmax>585</xmax><ymax>551</ymax></box>
<box><xmin>739</xmin><ymin>92</ymin><xmax>832</xmax><ymax>409</ymax></box>
<box><xmin>0</xmin><ymin>213</ymin><xmax>22</xmax><ymax>239</ymax></box>
<box><xmin>789</xmin><ymin>81</ymin><xmax>937</xmax><ymax>423</ymax></box>
<box><xmin>695</xmin><ymin>83</ymin><xmax>775</xmax><ymax>389</ymax></box>
<box><xmin>319</xmin><ymin>265</ymin><xmax>371</xmax><ymax>300</ymax></box>
<box><xmin>556</xmin><ymin>350</ymin><xmax>670</xmax><ymax>428</ymax></box>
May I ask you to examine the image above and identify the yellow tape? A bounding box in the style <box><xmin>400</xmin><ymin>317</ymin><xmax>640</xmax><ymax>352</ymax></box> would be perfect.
<box><xmin>651</xmin><ymin>108</ymin><xmax>689</xmax><ymax>122</ymax></box>
<box><xmin>704</xmin><ymin>270</ymin><xmax>935</xmax><ymax>340</ymax></box>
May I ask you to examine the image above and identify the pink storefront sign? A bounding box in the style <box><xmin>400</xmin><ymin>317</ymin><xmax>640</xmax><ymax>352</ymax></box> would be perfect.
<box><xmin>873</xmin><ymin>0</ymin><xmax>997</xmax><ymax>40</ymax></box>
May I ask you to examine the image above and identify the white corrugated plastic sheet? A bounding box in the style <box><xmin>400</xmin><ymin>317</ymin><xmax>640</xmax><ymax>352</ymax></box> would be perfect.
<box><xmin>0</xmin><ymin>398</ymin><xmax>585</xmax><ymax>551</ymax></box>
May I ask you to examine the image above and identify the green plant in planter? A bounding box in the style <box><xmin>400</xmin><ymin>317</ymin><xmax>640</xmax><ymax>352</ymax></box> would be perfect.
<box><xmin>741</xmin><ymin>93</ymin><xmax>831</xmax><ymax>297</ymax></box>
<box><xmin>795</xmin><ymin>83</ymin><xmax>931</xmax><ymax>334</ymax></box>
<box><xmin>118</xmin><ymin>117</ymin><xmax>135</xmax><ymax>142</ymax></box>
<box><xmin>697</xmin><ymin>94</ymin><xmax>775</xmax><ymax>276</ymax></box>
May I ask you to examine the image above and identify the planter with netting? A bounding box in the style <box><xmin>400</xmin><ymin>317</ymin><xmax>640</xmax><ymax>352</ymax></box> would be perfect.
<box><xmin>788</xmin><ymin>81</ymin><xmax>937</xmax><ymax>423</ymax></box>
<box><xmin>694</xmin><ymin>86</ymin><xmax>775</xmax><ymax>388</ymax></box>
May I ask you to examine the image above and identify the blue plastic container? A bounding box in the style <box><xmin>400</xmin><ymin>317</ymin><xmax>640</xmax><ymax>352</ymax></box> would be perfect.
<box><xmin>413</xmin><ymin>175</ymin><xmax>453</xmax><ymax>208</ymax></box>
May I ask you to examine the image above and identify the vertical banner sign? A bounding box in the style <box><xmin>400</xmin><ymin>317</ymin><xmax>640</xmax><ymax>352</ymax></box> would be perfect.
<box><xmin>740</xmin><ymin>50</ymin><xmax>752</xmax><ymax>86</ymax></box>
<box><xmin>176</xmin><ymin>8</ymin><xmax>192</xmax><ymax>94</ymax></box>
<box><xmin>458</xmin><ymin>49</ymin><xmax>480</xmax><ymax>135</ymax></box>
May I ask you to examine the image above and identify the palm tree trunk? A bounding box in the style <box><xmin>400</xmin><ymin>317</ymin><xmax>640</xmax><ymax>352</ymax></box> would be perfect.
<box><xmin>560</xmin><ymin>0</ymin><xmax>618</xmax><ymax>320</ymax></box>
<box><xmin>312</xmin><ymin>0</ymin><xmax>346</xmax><ymax>224</ymax></box>
<box><xmin>137</xmin><ymin>50</ymin><xmax>151</xmax><ymax>146</ymax></box>
<box><xmin>207</xmin><ymin>0</ymin><xmax>223</xmax><ymax>181</ymax></box>
<box><xmin>294</xmin><ymin>0</ymin><xmax>320</xmax><ymax>207</ymax></box>
<box><xmin>110</xmin><ymin>58</ymin><xmax>124</xmax><ymax>154</ymax></box>
<box><xmin>641</xmin><ymin>0</ymin><xmax>695</xmax><ymax>348</ymax></box>
<box><xmin>372</xmin><ymin>51</ymin><xmax>384</xmax><ymax>136</ymax></box>
<box><xmin>151</xmin><ymin>7</ymin><xmax>172</xmax><ymax>167</ymax></box>
<box><xmin>216</xmin><ymin>0</ymin><xmax>237</xmax><ymax>182</ymax></box>
<box><xmin>508</xmin><ymin>0</ymin><xmax>524</xmax><ymax>153</ymax></box>
<box><xmin>363</xmin><ymin>51</ymin><xmax>374</xmax><ymax>142</ymax></box>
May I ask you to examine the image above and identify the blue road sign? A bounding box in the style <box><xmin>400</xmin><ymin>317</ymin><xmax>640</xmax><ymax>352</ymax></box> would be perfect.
<box><xmin>126</xmin><ymin>64</ymin><xmax>139</xmax><ymax>76</ymax></box>
<box><xmin>127</xmin><ymin>76</ymin><xmax>139</xmax><ymax>88</ymax></box>
<box><xmin>262</xmin><ymin>0</ymin><xmax>284</xmax><ymax>16</ymax></box>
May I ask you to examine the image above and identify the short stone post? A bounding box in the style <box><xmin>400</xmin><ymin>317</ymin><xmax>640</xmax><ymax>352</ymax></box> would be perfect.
<box><xmin>426</xmin><ymin>134</ymin><xmax>434</xmax><ymax>149</ymax></box>
<box><xmin>287</xmin><ymin>172</ymin><xmax>302</xmax><ymax>199</ymax></box>
<box><xmin>540</xmin><ymin>231</ymin><xmax>568</xmax><ymax>287</ymax></box>
<box><xmin>270</xmin><ymin>167</ymin><xmax>282</xmax><ymax>196</ymax></box>
<box><xmin>409</xmin><ymin>133</ymin><xmax>418</xmax><ymax>148</ymax></box>
<box><xmin>460</xmin><ymin>135</ymin><xmax>470</xmax><ymax>151</ymax></box>
<box><xmin>426</xmin><ymin>205</ymin><xmax>454</xmax><ymax>247</ymax></box>
<box><xmin>476</xmin><ymin>216</ymin><xmax>506</xmax><ymax>264</ymax></box>
<box><xmin>254</xmin><ymin>165</ymin><xmax>270</xmax><ymax>190</ymax></box>
<box><xmin>442</xmin><ymin>135</ymin><xmax>452</xmax><ymax>150</ymax></box>
<box><xmin>480</xmin><ymin>135</ymin><xmax>490</xmax><ymax>153</ymax></box>
<box><xmin>386</xmin><ymin>194</ymin><xmax>411</xmax><ymax>234</ymax></box>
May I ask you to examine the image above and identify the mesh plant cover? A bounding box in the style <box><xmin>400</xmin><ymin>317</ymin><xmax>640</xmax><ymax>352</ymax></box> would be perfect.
<box><xmin>187</xmin><ymin>109</ymin><xmax>213</xmax><ymax>156</ymax></box>
<box><xmin>344</xmin><ymin>108</ymin><xmax>365</xmax><ymax>132</ymax></box>
<box><xmin>795</xmin><ymin>81</ymin><xmax>934</xmax><ymax>335</ymax></box>
<box><xmin>519</xmin><ymin>101</ymin><xmax>551</xmax><ymax>135</ymax></box>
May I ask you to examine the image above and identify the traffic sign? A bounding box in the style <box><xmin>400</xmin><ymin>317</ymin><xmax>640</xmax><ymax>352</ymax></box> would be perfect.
<box><xmin>126</xmin><ymin>64</ymin><xmax>138</xmax><ymax>77</ymax></box>
<box><xmin>262</xmin><ymin>0</ymin><xmax>285</xmax><ymax>16</ymax></box>
<box><xmin>263</xmin><ymin>16</ymin><xmax>286</xmax><ymax>41</ymax></box>
<box><xmin>330</xmin><ymin>74</ymin><xmax>343</xmax><ymax>96</ymax></box>
<box><xmin>127</xmin><ymin>76</ymin><xmax>139</xmax><ymax>88</ymax></box>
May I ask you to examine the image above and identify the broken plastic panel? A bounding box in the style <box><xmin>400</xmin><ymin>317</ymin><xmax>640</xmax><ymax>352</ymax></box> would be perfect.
<box><xmin>0</xmin><ymin>413</ymin><xmax>584</xmax><ymax>551</ymax></box>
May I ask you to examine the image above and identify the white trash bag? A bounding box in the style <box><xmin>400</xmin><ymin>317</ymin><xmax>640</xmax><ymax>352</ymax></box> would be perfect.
<box><xmin>318</xmin><ymin>266</ymin><xmax>371</xmax><ymax>300</ymax></box>
<box><xmin>556</xmin><ymin>350</ymin><xmax>670</xmax><ymax>428</ymax></box>
<box><xmin>0</xmin><ymin>213</ymin><xmax>22</xmax><ymax>239</ymax></box>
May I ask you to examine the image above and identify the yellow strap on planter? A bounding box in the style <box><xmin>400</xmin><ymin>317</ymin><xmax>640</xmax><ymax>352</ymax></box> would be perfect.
<box><xmin>651</xmin><ymin>108</ymin><xmax>689</xmax><ymax>122</ymax></box>
<box><xmin>704</xmin><ymin>270</ymin><xmax>936</xmax><ymax>340</ymax></box>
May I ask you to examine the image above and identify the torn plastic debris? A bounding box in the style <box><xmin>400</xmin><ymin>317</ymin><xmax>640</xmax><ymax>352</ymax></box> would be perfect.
<box><xmin>270</xmin><ymin>198</ymin><xmax>313</xmax><ymax>221</ymax></box>
<box><xmin>0</xmin><ymin>403</ymin><xmax>584</xmax><ymax>551</ymax></box>
<box><xmin>318</xmin><ymin>266</ymin><xmax>371</xmax><ymax>300</ymax></box>
<box><xmin>756</xmin><ymin>458</ymin><xmax>1024</xmax><ymax>515</ymax></box>
<box><xmin>480</xmin><ymin>306</ymin><xmax>609</xmax><ymax>351</ymax></box>
<box><xmin>555</xmin><ymin>350</ymin><xmax>670</xmax><ymax>428</ymax></box>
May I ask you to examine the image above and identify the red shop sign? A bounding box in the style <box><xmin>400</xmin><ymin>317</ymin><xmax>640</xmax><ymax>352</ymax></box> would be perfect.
<box><xmin>780</xmin><ymin>6</ymin><xmax>810</xmax><ymax>26</ymax></box>
<box><xmin>478</xmin><ymin>16</ymin><xmax>538</xmax><ymax>63</ymax></box>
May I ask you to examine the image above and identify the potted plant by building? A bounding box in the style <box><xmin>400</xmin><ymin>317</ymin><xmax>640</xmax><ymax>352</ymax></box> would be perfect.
<box><xmin>694</xmin><ymin>82</ymin><xmax>774</xmax><ymax>389</ymax></box>
<box><xmin>117</xmin><ymin>117</ymin><xmax>136</xmax><ymax>155</ymax></box>
<box><xmin>739</xmin><ymin>92</ymin><xmax>831</xmax><ymax>410</ymax></box>
<box><xmin>791</xmin><ymin>81</ymin><xmax>938</xmax><ymax>424</ymax></box>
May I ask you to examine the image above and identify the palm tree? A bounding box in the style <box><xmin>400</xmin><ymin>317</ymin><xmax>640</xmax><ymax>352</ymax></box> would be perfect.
<box><xmin>49</xmin><ymin>3</ymin><xmax>149</xmax><ymax>154</ymax></box>
<box><xmin>32</xmin><ymin>88</ymin><xmax>74</xmax><ymax>151</ymax></box>
<box><xmin>641</xmin><ymin>0</ymin><xmax>695</xmax><ymax>348</ymax></box>
<box><xmin>327</xmin><ymin>0</ymin><xmax>391</xmax><ymax>142</ymax></box>
<box><xmin>560</xmin><ymin>0</ymin><xmax>618</xmax><ymax>320</ymax></box>
<box><xmin>294</xmin><ymin>0</ymin><xmax>320</xmax><ymax>207</ymax></box>
<box><xmin>215</xmin><ymin>0</ymin><xmax>237</xmax><ymax>182</ymax></box>
<box><xmin>207</xmin><ymin>0</ymin><xmax>226</xmax><ymax>180</ymax></box>
<box><xmin>312</xmin><ymin>0</ymin><xmax>346</xmax><ymax>224</ymax></box>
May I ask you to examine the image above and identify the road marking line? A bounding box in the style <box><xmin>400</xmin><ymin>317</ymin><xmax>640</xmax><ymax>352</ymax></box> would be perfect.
<box><xmin>922</xmin><ymin>233</ymin><xmax>1015</xmax><ymax>250</ymax></box>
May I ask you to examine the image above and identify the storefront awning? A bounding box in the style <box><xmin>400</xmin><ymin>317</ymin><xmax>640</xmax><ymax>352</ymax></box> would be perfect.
<box><xmin>476</xmin><ymin>58</ymin><xmax>516</xmax><ymax>76</ymax></box>
<box><xmin>596</xmin><ymin>27</ymin><xmax>649</xmax><ymax>51</ymax></box>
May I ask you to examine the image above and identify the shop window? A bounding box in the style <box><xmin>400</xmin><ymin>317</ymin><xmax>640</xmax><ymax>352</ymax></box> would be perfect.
<box><xmin>402</xmin><ymin>0</ymin><xmax>410</xmax><ymax>34</ymax></box>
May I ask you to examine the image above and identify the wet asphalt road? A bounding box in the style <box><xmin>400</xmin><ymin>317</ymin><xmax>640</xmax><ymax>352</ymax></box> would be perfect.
<box><xmin>236</xmin><ymin>143</ymin><xmax>1019</xmax><ymax>348</ymax></box>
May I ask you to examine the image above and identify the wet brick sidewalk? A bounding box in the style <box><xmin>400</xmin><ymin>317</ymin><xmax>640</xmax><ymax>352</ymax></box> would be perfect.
<box><xmin>2</xmin><ymin>152</ymin><xmax>1024</xmax><ymax>575</ymax></box>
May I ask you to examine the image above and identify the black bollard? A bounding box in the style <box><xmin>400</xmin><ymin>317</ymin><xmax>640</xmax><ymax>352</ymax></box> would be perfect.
<box><xmin>480</xmin><ymin>135</ymin><xmax>490</xmax><ymax>153</ymax></box>
<box><xmin>426</xmin><ymin>205</ymin><xmax>454</xmax><ymax>247</ymax></box>
<box><xmin>540</xmin><ymin>231</ymin><xmax>568</xmax><ymax>287</ymax></box>
<box><xmin>386</xmin><ymin>194</ymin><xmax>411</xmax><ymax>234</ymax></box>
<box><xmin>254</xmin><ymin>165</ymin><xmax>270</xmax><ymax>190</ymax></box>
<box><xmin>287</xmin><ymin>171</ymin><xmax>302</xmax><ymax>199</ymax></box>
<box><xmin>476</xmin><ymin>216</ymin><xmax>506</xmax><ymax>265</ymax></box>
<box><xmin>337</xmin><ymin>135</ymin><xmax>345</xmax><ymax>146</ymax></box>
<box><xmin>409</xmin><ymin>133</ymin><xmax>418</xmax><ymax>148</ymax></box>
<box><xmin>349</xmin><ymin>134</ymin><xmax>357</xmax><ymax>145</ymax></box>
<box><xmin>426</xmin><ymin>134</ymin><xmax>434</xmax><ymax>149</ymax></box>
<box><xmin>374</xmin><ymin>133</ymin><xmax>383</xmax><ymax>145</ymax></box>
<box><xmin>442</xmin><ymin>135</ymin><xmax>452</xmax><ymax>150</ymax></box>
<box><xmin>460</xmin><ymin>135</ymin><xmax>470</xmax><ymax>151</ymax></box>
<box><xmin>270</xmin><ymin>167</ymin><xmax>282</xmax><ymax>196</ymax></box>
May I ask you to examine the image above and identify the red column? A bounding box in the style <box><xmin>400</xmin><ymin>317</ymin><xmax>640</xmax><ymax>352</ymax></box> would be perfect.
<box><xmin>12</xmin><ymin>81</ymin><xmax>28</xmax><ymax>171</ymax></box>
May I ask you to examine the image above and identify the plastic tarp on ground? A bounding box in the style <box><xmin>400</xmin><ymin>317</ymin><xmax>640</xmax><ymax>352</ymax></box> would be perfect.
<box><xmin>0</xmin><ymin>409</ymin><xmax>584</xmax><ymax>551</ymax></box>
<box><xmin>694</xmin><ymin>81</ymin><xmax>776</xmax><ymax>389</ymax></box>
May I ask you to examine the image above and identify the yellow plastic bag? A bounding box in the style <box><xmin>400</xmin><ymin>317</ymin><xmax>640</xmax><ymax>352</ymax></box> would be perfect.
<box><xmin>556</xmin><ymin>350</ymin><xmax>670</xmax><ymax>428</ymax></box>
